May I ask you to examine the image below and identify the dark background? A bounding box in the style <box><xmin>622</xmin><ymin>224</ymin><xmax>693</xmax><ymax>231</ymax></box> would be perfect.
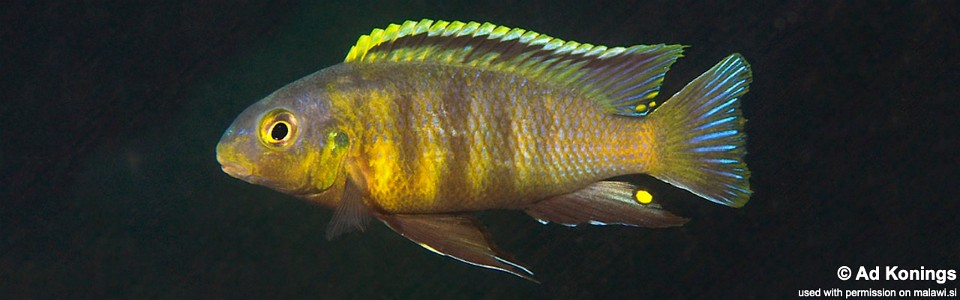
<box><xmin>2</xmin><ymin>1</ymin><xmax>958</xmax><ymax>298</ymax></box>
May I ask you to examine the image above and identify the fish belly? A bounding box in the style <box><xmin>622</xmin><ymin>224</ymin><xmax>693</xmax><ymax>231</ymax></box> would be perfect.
<box><xmin>349</xmin><ymin>64</ymin><xmax>655</xmax><ymax>213</ymax></box>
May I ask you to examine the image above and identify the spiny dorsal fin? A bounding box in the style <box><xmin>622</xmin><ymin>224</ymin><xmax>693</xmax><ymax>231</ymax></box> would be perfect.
<box><xmin>345</xmin><ymin>19</ymin><xmax>685</xmax><ymax>114</ymax></box>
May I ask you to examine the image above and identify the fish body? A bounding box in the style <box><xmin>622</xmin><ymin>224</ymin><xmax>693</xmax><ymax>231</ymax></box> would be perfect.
<box><xmin>329</xmin><ymin>62</ymin><xmax>657</xmax><ymax>213</ymax></box>
<box><xmin>216</xmin><ymin>19</ymin><xmax>752</xmax><ymax>280</ymax></box>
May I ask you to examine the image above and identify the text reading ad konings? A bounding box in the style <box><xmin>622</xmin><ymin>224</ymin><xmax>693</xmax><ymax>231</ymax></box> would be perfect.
<box><xmin>799</xmin><ymin>266</ymin><xmax>957</xmax><ymax>298</ymax></box>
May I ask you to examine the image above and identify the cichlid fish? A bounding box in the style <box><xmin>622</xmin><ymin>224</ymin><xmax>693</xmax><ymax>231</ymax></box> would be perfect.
<box><xmin>216</xmin><ymin>19</ymin><xmax>752</xmax><ymax>281</ymax></box>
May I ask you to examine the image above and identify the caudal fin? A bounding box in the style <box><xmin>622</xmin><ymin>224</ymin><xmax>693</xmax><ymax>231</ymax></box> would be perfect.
<box><xmin>646</xmin><ymin>54</ymin><xmax>752</xmax><ymax>207</ymax></box>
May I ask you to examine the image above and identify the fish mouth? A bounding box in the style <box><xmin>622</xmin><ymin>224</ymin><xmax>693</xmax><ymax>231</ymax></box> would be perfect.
<box><xmin>216</xmin><ymin>144</ymin><xmax>252</xmax><ymax>180</ymax></box>
<box><xmin>220</xmin><ymin>163</ymin><xmax>252</xmax><ymax>180</ymax></box>
<box><xmin>217</xmin><ymin>153</ymin><xmax>251</xmax><ymax>180</ymax></box>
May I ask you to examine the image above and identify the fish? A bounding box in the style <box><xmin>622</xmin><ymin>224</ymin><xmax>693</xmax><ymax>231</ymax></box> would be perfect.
<box><xmin>216</xmin><ymin>19</ymin><xmax>752</xmax><ymax>281</ymax></box>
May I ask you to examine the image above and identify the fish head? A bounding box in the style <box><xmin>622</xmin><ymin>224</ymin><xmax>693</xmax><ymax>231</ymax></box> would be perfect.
<box><xmin>216</xmin><ymin>75</ymin><xmax>351</xmax><ymax>206</ymax></box>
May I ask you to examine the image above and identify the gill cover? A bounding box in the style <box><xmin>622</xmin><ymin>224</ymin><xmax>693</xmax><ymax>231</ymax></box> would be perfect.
<box><xmin>313</xmin><ymin>130</ymin><xmax>351</xmax><ymax>192</ymax></box>
<box><xmin>254</xmin><ymin>105</ymin><xmax>349</xmax><ymax>194</ymax></box>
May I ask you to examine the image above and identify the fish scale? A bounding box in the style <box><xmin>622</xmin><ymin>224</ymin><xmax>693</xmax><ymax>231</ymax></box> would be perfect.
<box><xmin>338</xmin><ymin>63</ymin><xmax>654</xmax><ymax>213</ymax></box>
<box><xmin>216</xmin><ymin>19</ymin><xmax>751</xmax><ymax>279</ymax></box>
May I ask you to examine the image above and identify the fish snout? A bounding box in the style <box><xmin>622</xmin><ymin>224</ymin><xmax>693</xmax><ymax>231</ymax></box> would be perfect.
<box><xmin>216</xmin><ymin>145</ymin><xmax>252</xmax><ymax>180</ymax></box>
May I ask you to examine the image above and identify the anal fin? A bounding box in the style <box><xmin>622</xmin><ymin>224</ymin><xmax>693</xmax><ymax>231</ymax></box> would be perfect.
<box><xmin>525</xmin><ymin>181</ymin><xmax>688</xmax><ymax>227</ymax></box>
<box><xmin>378</xmin><ymin>214</ymin><xmax>537</xmax><ymax>282</ymax></box>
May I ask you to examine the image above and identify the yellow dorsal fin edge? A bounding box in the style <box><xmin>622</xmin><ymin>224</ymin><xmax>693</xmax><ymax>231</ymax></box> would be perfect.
<box><xmin>344</xmin><ymin>19</ymin><xmax>686</xmax><ymax>114</ymax></box>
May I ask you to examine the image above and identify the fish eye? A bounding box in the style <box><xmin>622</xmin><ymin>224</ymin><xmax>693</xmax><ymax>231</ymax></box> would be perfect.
<box><xmin>269</xmin><ymin>121</ymin><xmax>290</xmax><ymax>141</ymax></box>
<box><xmin>260</xmin><ymin>109</ymin><xmax>297</xmax><ymax>147</ymax></box>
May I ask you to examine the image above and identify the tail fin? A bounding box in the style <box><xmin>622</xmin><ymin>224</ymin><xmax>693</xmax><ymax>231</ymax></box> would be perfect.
<box><xmin>646</xmin><ymin>54</ymin><xmax>753</xmax><ymax>207</ymax></box>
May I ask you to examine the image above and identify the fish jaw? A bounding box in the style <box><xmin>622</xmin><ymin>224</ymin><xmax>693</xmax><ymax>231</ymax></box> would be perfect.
<box><xmin>216</xmin><ymin>126</ymin><xmax>332</xmax><ymax>198</ymax></box>
<box><xmin>215</xmin><ymin>127</ymin><xmax>277</xmax><ymax>188</ymax></box>
<box><xmin>215</xmin><ymin>136</ymin><xmax>259</xmax><ymax>184</ymax></box>
<box><xmin>217</xmin><ymin>149</ymin><xmax>252</xmax><ymax>181</ymax></box>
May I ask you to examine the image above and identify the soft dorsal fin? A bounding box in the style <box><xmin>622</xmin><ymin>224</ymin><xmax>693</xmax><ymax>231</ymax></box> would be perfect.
<box><xmin>345</xmin><ymin>19</ymin><xmax>685</xmax><ymax>114</ymax></box>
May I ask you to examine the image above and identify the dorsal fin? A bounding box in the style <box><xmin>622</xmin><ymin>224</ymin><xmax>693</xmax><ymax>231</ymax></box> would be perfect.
<box><xmin>345</xmin><ymin>19</ymin><xmax>685</xmax><ymax>114</ymax></box>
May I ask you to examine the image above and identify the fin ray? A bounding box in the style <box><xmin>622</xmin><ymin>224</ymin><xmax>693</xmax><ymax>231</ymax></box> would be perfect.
<box><xmin>345</xmin><ymin>19</ymin><xmax>684</xmax><ymax>114</ymax></box>
<box><xmin>325</xmin><ymin>179</ymin><xmax>371</xmax><ymax>240</ymax></box>
<box><xmin>647</xmin><ymin>54</ymin><xmax>753</xmax><ymax>207</ymax></box>
<box><xmin>525</xmin><ymin>181</ymin><xmax>688</xmax><ymax>227</ymax></box>
<box><xmin>378</xmin><ymin>213</ymin><xmax>537</xmax><ymax>282</ymax></box>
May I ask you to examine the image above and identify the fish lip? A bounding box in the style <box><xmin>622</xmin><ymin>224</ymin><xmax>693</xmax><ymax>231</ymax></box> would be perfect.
<box><xmin>216</xmin><ymin>145</ymin><xmax>252</xmax><ymax>180</ymax></box>
<box><xmin>220</xmin><ymin>163</ymin><xmax>252</xmax><ymax>179</ymax></box>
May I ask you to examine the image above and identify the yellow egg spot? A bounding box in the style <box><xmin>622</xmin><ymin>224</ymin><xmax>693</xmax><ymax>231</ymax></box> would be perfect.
<box><xmin>649</xmin><ymin>101</ymin><xmax>657</xmax><ymax>107</ymax></box>
<box><xmin>635</xmin><ymin>104</ymin><xmax>647</xmax><ymax>112</ymax></box>
<box><xmin>635</xmin><ymin>189</ymin><xmax>653</xmax><ymax>204</ymax></box>
<box><xmin>643</xmin><ymin>91</ymin><xmax>659</xmax><ymax>100</ymax></box>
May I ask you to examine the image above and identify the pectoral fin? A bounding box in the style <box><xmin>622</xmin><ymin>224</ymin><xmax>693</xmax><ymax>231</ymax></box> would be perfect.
<box><xmin>525</xmin><ymin>181</ymin><xmax>688</xmax><ymax>227</ymax></box>
<box><xmin>378</xmin><ymin>213</ymin><xmax>537</xmax><ymax>282</ymax></box>
<box><xmin>325</xmin><ymin>179</ymin><xmax>371</xmax><ymax>240</ymax></box>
